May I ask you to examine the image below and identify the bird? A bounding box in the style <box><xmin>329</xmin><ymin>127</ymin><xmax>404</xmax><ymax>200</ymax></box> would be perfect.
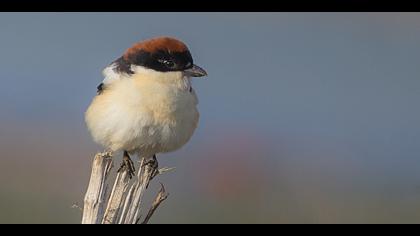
<box><xmin>85</xmin><ymin>36</ymin><xmax>207</xmax><ymax>178</ymax></box>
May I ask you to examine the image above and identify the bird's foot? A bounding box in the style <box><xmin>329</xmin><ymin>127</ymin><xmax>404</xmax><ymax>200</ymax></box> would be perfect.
<box><xmin>142</xmin><ymin>155</ymin><xmax>159</xmax><ymax>188</ymax></box>
<box><xmin>117</xmin><ymin>151</ymin><xmax>136</xmax><ymax>179</ymax></box>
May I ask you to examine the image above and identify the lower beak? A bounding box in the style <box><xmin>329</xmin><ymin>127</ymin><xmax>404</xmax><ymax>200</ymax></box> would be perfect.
<box><xmin>184</xmin><ymin>64</ymin><xmax>207</xmax><ymax>77</ymax></box>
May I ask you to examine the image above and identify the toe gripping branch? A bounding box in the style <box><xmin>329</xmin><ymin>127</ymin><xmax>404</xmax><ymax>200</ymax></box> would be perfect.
<box><xmin>117</xmin><ymin>151</ymin><xmax>136</xmax><ymax>179</ymax></box>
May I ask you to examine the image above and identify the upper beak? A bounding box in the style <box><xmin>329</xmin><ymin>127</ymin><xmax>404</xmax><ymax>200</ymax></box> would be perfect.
<box><xmin>184</xmin><ymin>64</ymin><xmax>207</xmax><ymax>77</ymax></box>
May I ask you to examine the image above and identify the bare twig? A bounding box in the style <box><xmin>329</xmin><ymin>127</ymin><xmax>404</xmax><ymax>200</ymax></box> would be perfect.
<box><xmin>158</xmin><ymin>167</ymin><xmax>176</xmax><ymax>175</ymax></box>
<box><xmin>123</xmin><ymin>157</ymin><xmax>159</xmax><ymax>224</ymax></box>
<box><xmin>82</xmin><ymin>152</ymin><xmax>113</xmax><ymax>224</ymax></box>
<box><xmin>71</xmin><ymin>203</ymin><xmax>83</xmax><ymax>212</ymax></box>
<box><xmin>81</xmin><ymin>152</ymin><xmax>173</xmax><ymax>224</ymax></box>
<box><xmin>118</xmin><ymin>182</ymin><xmax>136</xmax><ymax>224</ymax></box>
<box><xmin>102</xmin><ymin>169</ymin><xmax>130</xmax><ymax>224</ymax></box>
<box><xmin>141</xmin><ymin>183</ymin><xmax>169</xmax><ymax>224</ymax></box>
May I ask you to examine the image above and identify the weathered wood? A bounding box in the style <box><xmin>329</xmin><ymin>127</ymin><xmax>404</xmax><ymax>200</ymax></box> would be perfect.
<box><xmin>82</xmin><ymin>152</ymin><xmax>171</xmax><ymax>224</ymax></box>
<box><xmin>123</xmin><ymin>157</ymin><xmax>158</xmax><ymax>224</ymax></box>
<box><xmin>102</xmin><ymin>170</ymin><xmax>130</xmax><ymax>224</ymax></box>
<box><xmin>82</xmin><ymin>152</ymin><xmax>113</xmax><ymax>224</ymax></box>
<box><xmin>141</xmin><ymin>183</ymin><xmax>169</xmax><ymax>224</ymax></box>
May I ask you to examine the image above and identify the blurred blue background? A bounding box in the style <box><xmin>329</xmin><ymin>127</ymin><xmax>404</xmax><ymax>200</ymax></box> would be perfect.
<box><xmin>1</xmin><ymin>13</ymin><xmax>420</xmax><ymax>223</ymax></box>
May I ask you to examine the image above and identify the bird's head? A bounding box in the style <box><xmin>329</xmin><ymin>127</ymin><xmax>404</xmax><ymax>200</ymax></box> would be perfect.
<box><xmin>119</xmin><ymin>36</ymin><xmax>207</xmax><ymax>78</ymax></box>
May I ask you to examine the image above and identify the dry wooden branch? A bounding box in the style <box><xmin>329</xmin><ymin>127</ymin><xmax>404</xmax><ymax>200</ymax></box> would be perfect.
<box><xmin>82</xmin><ymin>152</ymin><xmax>113</xmax><ymax>224</ymax></box>
<box><xmin>141</xmin><ymin>183</ymin><xmax>169</xmax><ymax>224</ymax></box>
<box><xmin>102</xmin><ymin>170</ymin><xmax>130</xmax><ymax>224</ymax></box>
<box><xmin>82</xmin><ymin>152</ymin><xmax>172</xmax><ymax>224</ymax></box>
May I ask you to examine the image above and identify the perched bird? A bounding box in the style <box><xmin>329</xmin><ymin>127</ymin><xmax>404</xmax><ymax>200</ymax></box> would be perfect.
<box><xmin>85</xmin><ymin>36</ymin><xmax>207</xmax><ymax>178</ymax></box>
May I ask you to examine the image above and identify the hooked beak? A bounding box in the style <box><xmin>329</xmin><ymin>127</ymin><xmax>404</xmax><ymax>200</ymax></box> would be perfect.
<box><xmin>184</xmin><ymin>64</ymin><xmax>207</xmax><ymax>77</ymax></box>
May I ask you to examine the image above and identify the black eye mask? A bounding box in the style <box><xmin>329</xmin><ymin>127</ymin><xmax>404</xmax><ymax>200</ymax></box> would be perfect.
<box><xmin>114</xmin><ymin>49</ymin><xmax>194</xmax><ymax>74</ymax></box>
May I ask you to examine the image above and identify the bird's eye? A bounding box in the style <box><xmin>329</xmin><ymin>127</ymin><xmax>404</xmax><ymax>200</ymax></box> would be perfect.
<box><xmin>159</xmin><ymin>59</ymin><xmax>175</xmax><ymax>68</ymax></box>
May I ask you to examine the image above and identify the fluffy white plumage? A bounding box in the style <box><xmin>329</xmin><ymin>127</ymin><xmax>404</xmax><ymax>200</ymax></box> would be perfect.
<box><xmin>85</xmin><ymin>64</ymin><xmax>199</xmax><ymax>158</ymax></box>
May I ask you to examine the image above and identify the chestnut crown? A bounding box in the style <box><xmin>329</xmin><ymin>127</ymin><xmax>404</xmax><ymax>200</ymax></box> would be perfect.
<box><xmin>115</xmin><ymin>36</ymin><xmax>195</xmax><ymax>74</ymax></box>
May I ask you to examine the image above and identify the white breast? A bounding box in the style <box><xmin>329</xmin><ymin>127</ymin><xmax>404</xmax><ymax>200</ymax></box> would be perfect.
<box><xmin>85</xmin><ymin>66</ymin><xmax>199</xmax><ymax>157</ymax></box>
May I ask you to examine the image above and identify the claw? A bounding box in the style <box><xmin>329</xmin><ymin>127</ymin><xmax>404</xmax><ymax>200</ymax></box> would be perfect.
<box><xmin>117</xmin><ymin>151</ymin><xmax>136</xmax><ymax>179</ymax></box>
<box><xmin>142</xmin><ymin>155</ymin><xmax>158</xmax><ymax>169</ymax></box>
<box><xmin>143</xmin><ymin>155</ymin><xmax>159</xmax><ymax>188</ymax></box>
